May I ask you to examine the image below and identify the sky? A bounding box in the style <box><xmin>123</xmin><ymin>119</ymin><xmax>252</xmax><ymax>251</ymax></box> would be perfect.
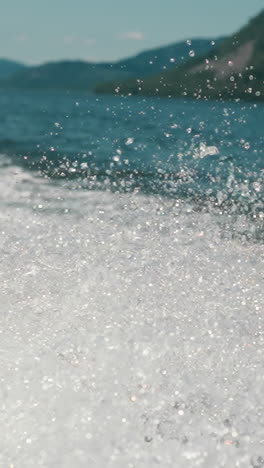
<box><xmin>0</xmin><ymin>0</ymin><xmax>263</xmax><ymax>64</ymax></box>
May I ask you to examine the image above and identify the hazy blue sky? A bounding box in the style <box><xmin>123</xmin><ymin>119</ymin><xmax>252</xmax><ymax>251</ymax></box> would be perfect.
<box><xmin>0</xmin><ymin>0</ymin><xmax>263</xmax><ymax>64</ymax></box>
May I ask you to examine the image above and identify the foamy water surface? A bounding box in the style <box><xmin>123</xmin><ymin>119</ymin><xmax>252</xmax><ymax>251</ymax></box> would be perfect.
<box><xmin>0</xmin><ymin>163</ymin><xmax>263</xmax><ymax>468</ymax></box>
<box><xmin>0</xmin><ymin>91</ymin><xmax>263</xmax><ymax>467</ymax></box>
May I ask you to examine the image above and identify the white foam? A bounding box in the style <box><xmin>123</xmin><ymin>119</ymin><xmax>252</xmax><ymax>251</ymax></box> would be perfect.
<box><xmin>0</xmin><ymin>167</ymin><xmax>263</xmax><ymax>467</ymax></box>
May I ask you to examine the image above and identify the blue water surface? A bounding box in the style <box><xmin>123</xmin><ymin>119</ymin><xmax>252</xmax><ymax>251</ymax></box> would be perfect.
<box><xmin>0</xmin><ymin>90</ymin><xmax>263</xmax><ymax>206</ymax></box>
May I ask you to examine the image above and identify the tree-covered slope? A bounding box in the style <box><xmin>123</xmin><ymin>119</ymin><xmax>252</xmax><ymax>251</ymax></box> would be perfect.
<box><xmin>95</xmin><ymin>10</ymin><xmax>264</xmax><ymax>102</ymax></box>
<box><xmin>0</xmin><ymin>39</ymin><xmax>223</xmax><ymax>91</ymax></box>
<box><xmin>0</xmin><ymin>58</ymin><xmax>26</xmax><ymax>80</ymax></box>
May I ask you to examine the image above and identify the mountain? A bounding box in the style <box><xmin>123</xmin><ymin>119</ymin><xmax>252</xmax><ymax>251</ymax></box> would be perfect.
<box><xmin>0</xmin><ymin>61</ymin><xmax>132</xmax><ymax>90</ymax></box>
<box><xmin>0</xmin><ymin>38</ymin><xmax>223</xmax><ymax>91</ymax></box>
<box><xmin>0</xmin><ymin>58</ymin><xmax>26</xmax><ymax>80</ymax></box>
<box><xmin>94</xmin><ymin>10</ymin><xmax>264</xmax><ymax>102</ymax></box>
<box><xmin>113</xmin><ymin>38</ymin><xmax>224</xmax><ymax>75</ymax></box>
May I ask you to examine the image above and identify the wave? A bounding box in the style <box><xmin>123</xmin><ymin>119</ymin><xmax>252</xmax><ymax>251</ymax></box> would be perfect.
<box><xmin>0</xmin><ymin>157</ymin><xmax>263</xmax><ymax>244</ymax></box>
<box><xmin>2</xmin><ymin>145</ymin><xmax>262</xmax><ymax>201</ymax></box>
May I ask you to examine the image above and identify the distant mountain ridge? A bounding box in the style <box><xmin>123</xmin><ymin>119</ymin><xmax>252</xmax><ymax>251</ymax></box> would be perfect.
<box><xmin>95</xmin><ymin>9</ymin><xmax>264</xmax><ymax>102</ymax></box>
<box><xmin>115</xmin><ymin>38</ymin><xmax>225</xmax><ymax>75</ymax></box>
<box><xmin>0</xmin><ymin>38</ymin><xmax>223</xmax><ymax>91</ymax></box>
<box><xmin>0</xmin><ymin>59</ymin><xmax>27</xmax><ymax>80</ymax></box>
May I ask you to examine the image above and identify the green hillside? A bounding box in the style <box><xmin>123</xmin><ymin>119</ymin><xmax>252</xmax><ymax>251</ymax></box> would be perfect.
<box><xmin>95</xmin><ymin>10</ymin><xmax>264</xmax><ymax>102</ymax></box>
<box><xmin>116</xmin><ymin>38</ymin><xmax>224</xmax><ymax>75</ymax></box>
<box><xmin>0</xmin><ymin>39</ymin><xmax>222</xmax><ymax>91</ymax></box>
<box><xmin>0</xmin><ymin>58</ymin><xmax>26</xmax><ymax>80</ymax></box>
<box><xmin>0</xmin><ymin>60</ymin><xmax>132</xmax><ymax>90</ymax></box>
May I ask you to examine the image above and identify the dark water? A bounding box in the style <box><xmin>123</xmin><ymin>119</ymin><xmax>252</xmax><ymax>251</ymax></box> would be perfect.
<box><xmin>0</xmin><ymin>89</ymin><xmax>263</xmax><ymax>230</ymax></box>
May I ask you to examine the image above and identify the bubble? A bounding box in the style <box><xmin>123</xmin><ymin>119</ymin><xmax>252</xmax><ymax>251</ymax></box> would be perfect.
<box><xmin>253</xmin><ymin>182</ymin><xmax>261</xmax><ymax>192</ymax></box>
<box><xmin>125</xmin><ymin>137</ymin><xmax>134</xmax><ymax>145</ymax></box>
<box><xmin>112</xmin><ymin>155</ymin><xmax>120</xmax><ymax>162</ymax></box>
<box><xmin>129</xmin><ymin>395</ymin><xmax>137</xmax><ymax>402</ymax></box>
<box><xmin>189</xmin><ymin>50</ymin><xmax>195</xmax><ymax>57</ymax></box>
<box><xmin>169</xmin><ymin>58</ymin><xmax>175</xmax><ymax>63</ymax></box>
<box><xmin>186</xmin><ymin>39</ymin><xmax>192</xmax><ymax>45</ymax></box>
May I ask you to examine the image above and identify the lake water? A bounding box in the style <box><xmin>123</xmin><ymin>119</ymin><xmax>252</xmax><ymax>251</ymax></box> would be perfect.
<box><xmin>0</xmin><ymin>90</ymin><xmax>263</xmax><ymax>467</ymax></box>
